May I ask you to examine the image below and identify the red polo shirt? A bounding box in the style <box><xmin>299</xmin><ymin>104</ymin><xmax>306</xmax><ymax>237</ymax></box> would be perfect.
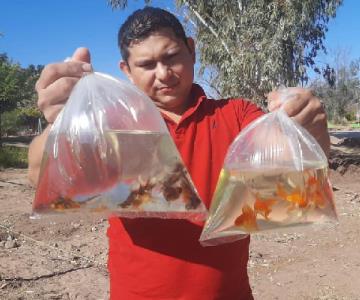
<box><xmin>107</xmin><ymin>84</ymin><xmax>264</xmax><ymax>300</ymax></box>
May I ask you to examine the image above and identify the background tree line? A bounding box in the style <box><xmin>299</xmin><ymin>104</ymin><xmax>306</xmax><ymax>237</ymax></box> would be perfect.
<box><xmin>0</xmin><ymin>53</ymin><xmax>44</xmax><ymax>139</ymax></box>
<box><xmin>311</xmin><ymin>50</ymin><xmax>360</xmax><ymax>123</ymax></box>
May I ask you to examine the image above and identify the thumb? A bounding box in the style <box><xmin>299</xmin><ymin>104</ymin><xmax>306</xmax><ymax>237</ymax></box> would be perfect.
<box><xmin>267</xmin><ymin>90</ymin><xmax>281</xmax><ymax>111</ymax></box>
<box><xmin>72</xmin><ymin>47</ymin><xmax>91</xmax><ymax>63</ymax></box>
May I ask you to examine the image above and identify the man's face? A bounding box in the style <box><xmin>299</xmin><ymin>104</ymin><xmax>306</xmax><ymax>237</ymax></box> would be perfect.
<box><xmin>120</xmin><ymin>28</ymin><xmax>195</xmax><ymax>114</ymax></box>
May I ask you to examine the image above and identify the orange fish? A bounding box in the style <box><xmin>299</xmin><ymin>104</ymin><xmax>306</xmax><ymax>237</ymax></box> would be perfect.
<box><xmin>234</xmin><ymin>204</ymin><xmax>258</xmax><ymax>231</ymax></box>
<box><xmin>277</xmin><ymin>184</ymin><xmax>308</xmax><ymax>208</ymax></box>
<box><xmin>312</xmin><ymin>190</ymin><xmax>326</xmax><ymax>208</ymax></box>
<box><xmin>254</xmin><ymin>198</ymin><xmax>277</xmax><ymax>219</ymax></box>
<box><xmin>306</xmin><ymin>175</ymin><xmax>327</xmax><ymax>208</ymax></box>
<box><xmin>50</xmin><ymin>197</ymin><xmax>81</xmax><ymax>211</ymax></box>
<box><xmin>307</xmin><ymin>175</ymin><xmax>318</xmax><ymax>186</ymax></box>
<box><xmin>276</xmin><ymin>183</ymin><xmax>288</xmax><ymax>199</ymax></box>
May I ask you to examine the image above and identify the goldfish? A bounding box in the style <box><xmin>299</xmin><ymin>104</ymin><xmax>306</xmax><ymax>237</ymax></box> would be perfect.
<box><xmin>50</xmin><ymin>197</ymin><xmax>81</xmax><ymax>211</ymax></box>
<box><xmin>234</xmin><ymin>204</ymin><xmax>258</xmax><ymax>231</ymax></box>
<box><xmin>254</xmin><ymin>197</ymin><xmax>277</xmax><ymax>219</ymax></box>
<box><xmin>306</xmin><ymin>175</ymin><xmax>327</xmax><ymax>208</ymax></box>
<box><xmin>277</xmin><ymin>183</ymin><xmax>308</xmax><ymax>208</ymax></box>
<box><xmin>312</xmin><ymin>190</ymin><xmax>326</xmax><ymax>208</ymax></box>
<box><xmin>307</xmin><ymin>175</ymin><xmax>318</xmax><ymax>186</ymax></box>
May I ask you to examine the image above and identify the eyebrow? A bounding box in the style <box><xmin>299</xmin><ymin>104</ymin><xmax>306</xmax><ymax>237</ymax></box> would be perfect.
<box><xmin>134</xmin><ymin>47</ymin><xmax>181</xmax><ymax>66</ymax></box>
<box><xmin>134</xmin><ymin>59</ymin><xmax>155</xmax><ymax>66</ymax></box>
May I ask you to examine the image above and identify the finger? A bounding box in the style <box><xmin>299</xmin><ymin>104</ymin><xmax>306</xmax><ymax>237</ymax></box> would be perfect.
<box><xmin>268</xmin><ymin>88</ymin><xmax>310</xmax><ymax>113</ymax></box>
<box><xmin>301</xmin><ymin>112</ymin><xmax>329</xmax><ymax>156</ymax></box>
<box><xmin>43</xmin><ymin>103</ymin><xmax>65</xmax><ymax>123</ymax></box>
<box><xmin>302</xmin><ymin>112</ymin><xmax>328</xmax><ymax>135</ymax></box>
<box><xmin>37</xmin><ymin>77</ymin><xmax>79</xmax><ymax>111</ymax></box>
<box><xmin>267</xmin><ymin>91</ymin><xmax>281</xmax><ymax>111</ymax></box>
<box><xmin>72</xmin><ymin>47</ymin><xmax>91</xmax><ymax>63</ymax></box>
<box><xmin>268</xmin><ymin>99</ymin><xmax>281</xmax><ymax>111</ymax></box>
<box><xmin>267</xmin><ymin>90</ymin><xmax>278</xmax><ymax>103</ymax></box>
<box><xmin>292</xmin><ymin>98</ymin><xmax>324</xmax><ymax>127</ymax></box>
<box><xmin>281</xmin><ymin>93</ymin><xmax>309</xmax><ymax>117</ymax></box>
<box><xmin>35</xmin><ymin>61</ymin><xmax>92</xmax><ymax>91</ymax></box>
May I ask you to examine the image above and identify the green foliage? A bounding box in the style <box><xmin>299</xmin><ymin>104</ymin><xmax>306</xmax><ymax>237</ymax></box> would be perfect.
<box><xmin>176</xmin><ymin>0</ymin><xmax>343</xmax><ymax>103</ymax></box>
<box><xmin>0</xmin><ymin>53</ymin><xmax>43</xmax><ymax>136</ymax></box>
<box><xmin>345</xmin><ymin>111</ymin><xmax>356</xmax><ymax>122</ymax></box>
<box><xmin>0</xmin><ymin>107</ymin><xmax>44</xmax><ymax>137</ymax></box>
<box><xmin>0</xmin><ymin>53</ymin><xmax>21</xmax><ymax>112</ymax></box>
<box><xmin>1</xmin><ymin>109</ymin><xmax>23</xmax><ymax>136</ymax></box>
<box><xmin>0</xmin><ymin>146</ymin><xmax>28</xmax><ymax>168</ymax></box>
<box><xmin>107</xmin><ymin>0</ymin><xmax>151</xmax><ymax>9</ymax></box>
<box><xmin>311</xmin><ymin>53</ymin><xmax>360</xmax><ymax>123</ymax></box>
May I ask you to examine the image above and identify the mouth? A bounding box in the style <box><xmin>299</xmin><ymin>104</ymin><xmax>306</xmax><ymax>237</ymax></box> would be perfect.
<box><xmin>158</xmin><ymin>83</ymin><xmax>179</xmax><ymax>93</ymax></box>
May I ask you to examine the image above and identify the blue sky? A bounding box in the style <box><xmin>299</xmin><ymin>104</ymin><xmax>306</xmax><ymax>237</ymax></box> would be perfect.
<box><xmin>0</xmin><ymin>0</ymin><xmax>173</xmax><ymax>80</ymax></box>
<box><xmin>1</xmin><ymin>0</ymin><xmax>359</xmax><ymax>83</ymax></box>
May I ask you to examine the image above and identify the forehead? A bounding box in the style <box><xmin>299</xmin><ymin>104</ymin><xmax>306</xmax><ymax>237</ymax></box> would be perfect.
<box><xmin>127</xmin><ymin>28</ymin><xmax>186</xmax><ymax>60</ymax></box>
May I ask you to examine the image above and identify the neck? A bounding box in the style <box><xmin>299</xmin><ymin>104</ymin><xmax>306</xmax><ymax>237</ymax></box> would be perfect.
<box><xmin>157</xmin><ymin>95</ymin><xmax>192</xmax><ymax>124</ymax></box>
<box><xmin>160</xmin><ymin>109</ymin><xmax>183</xmax><ymax>124</ymax></box>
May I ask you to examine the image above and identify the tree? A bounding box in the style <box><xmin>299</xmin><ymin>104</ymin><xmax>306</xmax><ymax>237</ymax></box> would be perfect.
<box><xmin>176</xmin><ymin>0</ymin><xmax>343</xmax><ymax>104</ymax></box>
<box><xmin>311</xmin><ymin>51</ymin><xmax>360</xmax><ymax>123</ymax></box>
<box><xmin>108</xmin><ymin>0</ymin><xmax>343</xmax><ymax>105</ymax></box>
<box><xmin>0</xmin><ymin>53</ymin><xmax>43</xmax><ymax>139</ymax></box>
<box><xmin>0</xmin><ymin>54</ymin><xmax>21</xmax><ymax>112</ymax></box>
<box><xmin>108</xmin><ymin>0</ymin><xmax>150</xmax><ymax>9</ymax></box>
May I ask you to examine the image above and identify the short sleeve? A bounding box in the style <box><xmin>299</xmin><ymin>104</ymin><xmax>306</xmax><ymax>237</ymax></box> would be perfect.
<box><xmin>230</xmin><ymin>98</ymin><xmax>265</xmax><ymax>130</ymax></box>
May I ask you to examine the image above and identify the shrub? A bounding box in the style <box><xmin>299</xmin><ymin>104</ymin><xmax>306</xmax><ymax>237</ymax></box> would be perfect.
<box><xmin>345</xmin><ymin>111</ymin><xmax>356</xmax><ymax>122</ymax></box>
<box><xmin>1</xmin><ymin>109</ymin><xmax>24</xmax><ymax>136</ymax></box>
<box><xmin>0</xmin><ymin>146</ymin><xmax>28</xmax><ymax>168</ymax></box>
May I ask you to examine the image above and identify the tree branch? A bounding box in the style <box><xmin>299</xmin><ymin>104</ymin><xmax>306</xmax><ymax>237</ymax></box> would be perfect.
<box><xmin>181</xmin><ymin>0</ymin><xmax>231</xmax><ymax>55</ymax></box>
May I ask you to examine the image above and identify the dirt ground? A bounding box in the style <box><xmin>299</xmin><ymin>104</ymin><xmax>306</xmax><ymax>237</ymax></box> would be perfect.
<box><xmin>1</xmin><ymin>136</ymin><xmax>359</xmax><ymax>300</ymax></box>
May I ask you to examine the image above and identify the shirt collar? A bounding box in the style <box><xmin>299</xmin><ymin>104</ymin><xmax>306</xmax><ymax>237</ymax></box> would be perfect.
<box><xmin>161</xmin><ymin>83</ymin><xmax>207</xmax><ymax>124</ymax></box>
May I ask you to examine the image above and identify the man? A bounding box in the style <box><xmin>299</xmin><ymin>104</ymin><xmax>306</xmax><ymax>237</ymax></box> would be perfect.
<box><xmin>28</xmin><ymin>7</ymin><xmax>330</xmax><ymax>300</ymax></box>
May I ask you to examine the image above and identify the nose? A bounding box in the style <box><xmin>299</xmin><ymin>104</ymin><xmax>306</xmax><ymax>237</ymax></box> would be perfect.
<box><xmin>156</xmin><ymin>63</ymin><xmax>172</xmax><ymax>81</ymax></box>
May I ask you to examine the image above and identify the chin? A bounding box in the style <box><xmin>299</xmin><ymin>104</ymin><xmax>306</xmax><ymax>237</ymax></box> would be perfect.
<box><xmin>157</xmin><ymin>98</ymin><xmax>185</xmax><ymax>111</ymax></box>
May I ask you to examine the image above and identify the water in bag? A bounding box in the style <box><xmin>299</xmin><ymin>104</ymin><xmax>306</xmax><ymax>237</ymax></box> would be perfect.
<box><xmin>200</xmin><ymin>90</ymin><xmax>337</xmax><ymax>245</ymax></box>
<box><xmin>33</xmin><ymin>72</ymin><xmax>206</xmax><ymax>221</ymax></box>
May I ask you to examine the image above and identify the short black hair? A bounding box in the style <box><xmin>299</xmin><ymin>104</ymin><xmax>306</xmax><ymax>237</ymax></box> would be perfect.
<box><xmin>118</xmin><ymin>7</ymin><xmax>188</xmax><ymax>62</ymax></box>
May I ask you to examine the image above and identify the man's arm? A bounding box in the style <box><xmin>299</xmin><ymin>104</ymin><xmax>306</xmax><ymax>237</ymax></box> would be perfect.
<box><xmin>28</xmin><ymin>47</ymin><xmax>91</xmax><ymax>186</ymax></box>
<box><xmin>28</xmin><ymin>126</ymin><xmax>51</xmax><ymax>186</ymax></box>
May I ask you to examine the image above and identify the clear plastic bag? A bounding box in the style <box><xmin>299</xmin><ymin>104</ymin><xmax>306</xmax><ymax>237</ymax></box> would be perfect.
<box><xmin>33</xmin><ymin>72</ymin><xmax>207</xmax><ymax>221</ymax></box>
<box><xmin>200</xmin><ymin>89</ymin><xmax>337</xmax><ymax>245</ymax></box>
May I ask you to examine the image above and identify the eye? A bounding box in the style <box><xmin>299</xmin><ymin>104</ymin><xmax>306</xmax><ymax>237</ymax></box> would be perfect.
<box><xmin>166</xmin><ymin>52</ymin><xmax>179</xmax><ymax>61</ymax></box>
<box><xmin>138</xmin><ymin>61</ymin><xmax>156</xmax><ymax>69</ymax></box>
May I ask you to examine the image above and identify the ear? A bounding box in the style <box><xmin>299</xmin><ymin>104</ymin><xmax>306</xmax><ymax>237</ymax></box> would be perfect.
<box><xmin>186</xmin><ymin>37</ymin><xmax>196</xmax><ymax>64</ymax></box>
<box><xmin>119</xmin><ymin>60</ymin><xmax>134</xmax><ymax>83</ymax></box>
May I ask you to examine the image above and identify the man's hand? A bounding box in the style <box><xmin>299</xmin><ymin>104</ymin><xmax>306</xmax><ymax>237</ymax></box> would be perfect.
<box><xmin>267</xmin><ymin>87</ymin><xmax>330</xmax><ymax>157</ymax></box>
<box><xmin>35</xmin><ymin>47</ymin><xmax>92</xmax><ymax>123</ymax></box>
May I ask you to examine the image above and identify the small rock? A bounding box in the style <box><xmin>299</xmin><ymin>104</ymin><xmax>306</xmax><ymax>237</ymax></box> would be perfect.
<box><xmin>70</xmin><ymin>245</ymin><xmax>78</xmax><ymax>251</ymax></box>
<box><xmin>91</xmin><ymin>226</ymin><xmax>97</xmax><ymax>232</ymax></box>
<box><xmin>72</xmin><ymin>223</ymin><xmax>81</xmax><ymax>229</ymax></box>
<box><xmin>4</xmin><ymin>240</ymin><xmax>17</xmax><ymax>249</ymax></box>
